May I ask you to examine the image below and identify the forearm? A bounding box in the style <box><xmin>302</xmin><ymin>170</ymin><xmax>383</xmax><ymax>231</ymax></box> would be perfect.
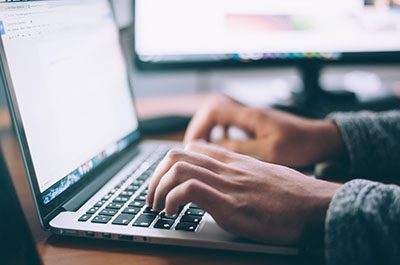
<box><xmin>325</xmin><ymin>179</ymin><xmax>400</xmax><ymax>265</ymax></box>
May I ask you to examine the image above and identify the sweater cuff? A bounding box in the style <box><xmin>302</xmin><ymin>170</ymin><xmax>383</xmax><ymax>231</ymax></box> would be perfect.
<box><xmin>325</xmin><ymin>179</ymin><xmax>373</xmax><ymax>265</ymax></box>
<box><xmin>322</xmin><ymin>110</ymin><xmax>400</xmax><ymax>180</ymax></box>
<box><xmin>327</xmin><ymin>112</ymin><xmax>374</xmax><ymax>177</ymax></box>
<box><xmin>325</xmin><ymin>179</ymin><xmax>400</xmax><ymax>265</ymax></box>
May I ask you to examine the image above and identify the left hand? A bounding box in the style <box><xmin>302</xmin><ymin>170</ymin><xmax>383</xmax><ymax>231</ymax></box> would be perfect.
<box><xmin>184</xmin><ymin>95</ymin><xmax>344</xmax><ymax>167</ymax></box>
<box><xmin>147</xmin><ymin>141</ymin><xmax>340</xmax><ymax>245</ymax></box>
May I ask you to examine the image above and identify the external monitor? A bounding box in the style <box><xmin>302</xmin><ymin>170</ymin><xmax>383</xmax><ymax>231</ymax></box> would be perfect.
<box><xmin>134</xmin><ymin>0</ymin><xmax>400</xmax><ymax>104</ymax></box>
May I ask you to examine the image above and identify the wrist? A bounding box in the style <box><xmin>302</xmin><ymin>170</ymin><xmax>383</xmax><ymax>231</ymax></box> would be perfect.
<box><xmin>301</xmin><ymin>181</ymin><xmax>341</xmax><ymax>246</ymax></box>
<box><xmin>311</xmin><ymin>120</ymin><xmax>346</xmax><ymax>162</ymax></box>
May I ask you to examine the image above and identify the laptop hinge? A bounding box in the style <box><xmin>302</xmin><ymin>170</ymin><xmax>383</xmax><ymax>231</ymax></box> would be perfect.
<box><xmin>62</xmin><ymin>145</ymin><xmax>141</xmax><ymax>212</ymax></box>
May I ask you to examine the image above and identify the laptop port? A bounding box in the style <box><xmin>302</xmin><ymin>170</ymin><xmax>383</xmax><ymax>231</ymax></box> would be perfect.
<box><xmin>102</xmin><ymin>233</ymin><xmax>112</xmax><ymax>239</ymax></box>
<box><xmin>118</xmin><ymin>235</ymin><xmax>133</xmax><ymax>241</ymax></box>
<box><xmin>85</xmin><ymin>231</ymin><xmax>95</xmax><ymax>237</ymax></box>
<box><xmin>63</xmin><ymin>230</ymin><xmax>79</xmax><ymax>236</ymax></box>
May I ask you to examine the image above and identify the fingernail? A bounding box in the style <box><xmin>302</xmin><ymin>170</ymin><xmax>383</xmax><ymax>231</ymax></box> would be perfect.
<box><xmin>165</xmin><ymin>208</ymin><xmax>175</xmax><ymax>217</ymax></box>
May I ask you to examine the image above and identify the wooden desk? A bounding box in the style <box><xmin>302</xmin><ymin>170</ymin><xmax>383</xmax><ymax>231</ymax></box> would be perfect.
<box><xmin>0</xmin><ymin>95</ymin><xmax>304</xmax><ymax>265</ymax></box>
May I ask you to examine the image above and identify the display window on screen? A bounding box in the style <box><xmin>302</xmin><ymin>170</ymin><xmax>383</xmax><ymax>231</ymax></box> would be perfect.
<box><xmin>135</xmin><ymin>0</ymin><xmax>400</xmax><ymax>57</ymax></box>
<box><xmin>0</xmin><ymin>0</ymin><xmax>138</xmax><ymax>194</ymax></box>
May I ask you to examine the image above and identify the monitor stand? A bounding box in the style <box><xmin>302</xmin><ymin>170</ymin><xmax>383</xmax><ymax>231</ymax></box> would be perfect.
<box><xmin>275</xmin><ymin>63</ymin><xmax>399</xmax><ymax>118</ymax></box>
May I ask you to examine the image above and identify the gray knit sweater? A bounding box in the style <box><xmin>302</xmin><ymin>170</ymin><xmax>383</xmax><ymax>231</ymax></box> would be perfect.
<box><xmin>325</xmin><ymin>111</ymin><xmax>400</xmax><ymax>265</ymax></box>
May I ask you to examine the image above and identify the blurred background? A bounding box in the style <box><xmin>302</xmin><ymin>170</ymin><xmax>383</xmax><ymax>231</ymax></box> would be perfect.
<box><xmin>2</xmin><ymin>0</ymin><xmax>400</xmax><ymax>117</ymax></box>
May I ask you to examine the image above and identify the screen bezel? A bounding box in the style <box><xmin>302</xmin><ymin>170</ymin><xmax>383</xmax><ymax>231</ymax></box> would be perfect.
<box><xmin>132</xmin><ymin>0</ymin><xmax>400</xmax><ymax>71</ymax></box>
<box><xmin>0</xmin><ymin>0</ymin><xmax>142</xmax><ymax>227</ymax></box>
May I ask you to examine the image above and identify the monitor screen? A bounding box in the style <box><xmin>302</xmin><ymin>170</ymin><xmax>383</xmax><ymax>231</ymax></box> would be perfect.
<box><xmin>0</xmin><ymin>0</ymin><xmax>139</xmax><ymax>205</ymax></box>
<box><xmin>135</xmin><ymin>0</ymin><xmax>400</xmax><ymax>64</ymax></box>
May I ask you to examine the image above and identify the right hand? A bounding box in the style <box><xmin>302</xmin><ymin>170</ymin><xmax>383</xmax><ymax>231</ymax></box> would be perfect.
<box><xmin>185</xmin><ymin>96</ymin><xmax>345</xmax><ymax>167</ymax></box>
<box><xmin>147</xmin><ymin>141</ymin><xmax>341</xmax><ymax>245</ymax></box>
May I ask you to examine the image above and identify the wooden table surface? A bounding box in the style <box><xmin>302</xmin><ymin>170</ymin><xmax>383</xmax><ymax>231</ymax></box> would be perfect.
<box><xmin>0</xmin><ymin>94</ymin><xmax>306</xmax><ymax>265</ymax></box>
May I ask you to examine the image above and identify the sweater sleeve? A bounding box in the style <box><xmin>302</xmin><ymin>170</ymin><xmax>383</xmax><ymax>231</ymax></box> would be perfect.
<box><xmin>328</xmin><ymin>111</ymin><xmax>400</xmax><ymax>179</ymax></box>
<box><xmin>325</xmin><ymin>179</ymin><xmax>400</xmax><ymax>265</ymax></box>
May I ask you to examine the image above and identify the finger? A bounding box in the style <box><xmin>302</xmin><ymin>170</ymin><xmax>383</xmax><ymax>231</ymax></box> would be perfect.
<box><xmin>164</xmin><ymin>179</ymin><xmax>229</xmax><ymax>218</ymax></box>
<box><xmin>146</xmin><ymin>147</ymin><xmax>228</xmax><ymax>206</ymax></box>
<box><xmin>217</xmin><ymin>139</ymin><xmax>263</xmax><ymax>160</ymax></box>
<box><xmin>185</xmin><ymin>140</ymin><xmax>236</xmax><ymax>163</ymax></box>
<box><xmin>223</xmin><ymin>125</ymin><xmax>230</xmax><ymax>139</ymax></box>
<box><xmin>152</xmin><ymin>161</ymin><xmax>234</xmax><ymax>211</ymax></box>
<box><xmin>184</xmin><ymin>104</ymin><xmax>256</xmax><ymax>143</ymax></box>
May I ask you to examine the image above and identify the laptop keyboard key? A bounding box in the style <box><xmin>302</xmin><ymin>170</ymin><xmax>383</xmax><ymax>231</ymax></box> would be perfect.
<box><xmin>159</xmin><ymin>212</ymin><xmax>178</xmax><ymax>220</ymax></box>
<box><xmin>154</xmin><ymin>219</ymin><xmax>175</xmax><ymax>230</ymax></box>
<box><xmin>181</xmin><ymin>215</ymin><xmax>202</xmax><ymax>224</ymax></box>
<box><xmin>91</xmin><ymin>215</ymin><xmax>111</xmax><ymax>224</ymax></box>
<box><xmin>137</xmin><ymin>174</ymin><xmax>149</xmax><ymax>181</ymax></box>
<box><xmin>109</xmin><ymin>188</ymin><xmax>118</xmax><ymax>194</ymax></box>
<box><xmin>185</xmin><ymin>208</ymin><xmax>205</xmax><ymax>216</ymax></box>
<box><xmin>113</xmin><ymin>196</ymin><xmax>129</xmax><ymax>203</ymax></box>
<box><xmin>129</xmin><ymin>200</ymin><xmax>145</xmax><ymax>208</ymax></box>
<box><xmin>86</xmin><ymin>207</ymin><xmax>99</xmax><ymax>214</ymax></box>
<box><xmin>133</xmin><ymin>179</ymin><xmax>144</xmax><ymax>186</ymax></box>
<box><xmin>189</xmin><ymin>203</ymin><xmax>201</xmax><ymax>209</ymax></box>
<box><xmin>100</xmin><ymin>209</ymin><xmax>118</xmax><ymax>216</ymax></box>
<box><xmin>143</xmin><ymin>206</ymin><xmax>159</xmax><ymax>214</ymax></box>
<box><xmin>119</xmin><ymin>191</ymin><xmax>134</xmax><ymax>198</ymax></box>
<box><xmin>175</xmin><ymin>222</ymin><xmax>198</xmax><ymax>232</ymax></box>
<box><xmin>122</xmin><ymin>207</ymin><xmax>141</xmax><ymax>215</ymax></box>
<box><xmin>135</xmin><ymin>194</ymin><xmax>147</xmax><ymax>201</ymax></box>
<box><xmin>133</xmin><ymin>213</ymin><xmax>157</xmax><ymax>227</ymax></box>
<box><xmin>106</xmin><ymin>202</ymin><xmax>124</xmax><ymax>209</ymax></box>
<box><xmin>94</xmin><ymin>200</ymin><xmax>106</xmax><ymax>207</ymax></box>
<box><xmin>102</xmin><ymin>194</ymin><xmax>113</xmax><ymax>201</ymax></box>
<box><xmin>125</xmin><ymin>185</ymin><xmax>140</xmax><ymax>192</ymax></box>
<box><xmin>78</xmin><ymin>214</ymin><xmax>92</xmax><ymax>222</ymax></box>
<box><xmin>112</xmin><ymin>214</ymin><xmax>135</xmax><ymax>226</ymax></box>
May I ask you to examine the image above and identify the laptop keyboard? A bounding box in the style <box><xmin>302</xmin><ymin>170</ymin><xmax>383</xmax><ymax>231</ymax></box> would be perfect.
<box><xmin>78</xmin><ymin>146</ymin><xmax>205</xmax><ymax>232</ymax></box>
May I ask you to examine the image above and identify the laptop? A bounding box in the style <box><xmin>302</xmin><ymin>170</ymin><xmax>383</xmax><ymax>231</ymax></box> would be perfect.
<box><xmin>0</xmin><ymin>147</ymin><xmax>42</xmax><ymax>265</ymax></box>
<box><xmin>0</xmin><ymin>0</ymin><xmax>298</xmax><ymax>255</ymax></box>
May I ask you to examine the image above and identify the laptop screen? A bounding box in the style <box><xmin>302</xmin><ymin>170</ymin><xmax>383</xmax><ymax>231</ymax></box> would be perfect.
<box><xmin>0</xmin><ymin>0</ymin><xmax>139</xmax><ymax>205</ymax></box>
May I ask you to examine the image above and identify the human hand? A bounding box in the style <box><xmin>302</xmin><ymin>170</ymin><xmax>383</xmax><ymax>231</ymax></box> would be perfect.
<box><xmin>185</xmin><ymin>96</ymin><xmax>345</xmax><ymax>167</ymax></box>
<box><xmin>147</xmin><ymin>141</ymin><xmax>341</xmax><ymax>245</ymax></box>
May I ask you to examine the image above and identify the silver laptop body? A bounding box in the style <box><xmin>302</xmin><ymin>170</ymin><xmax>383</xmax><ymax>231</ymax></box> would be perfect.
<box><xmin>0</xmin><ymin>0</ymin><xmax>298</xmax><ymax>255</ymax></box>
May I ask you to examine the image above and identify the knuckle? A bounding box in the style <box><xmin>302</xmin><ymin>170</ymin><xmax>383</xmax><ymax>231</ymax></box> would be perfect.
<box><xmin>248</xmin><ymin>108</ymin><xmax>266</xmax><ymax>122</ymax></box>
<box><xmin>186</xmin><ymin>140</ymin><xmax>206</xmax><ymax>150</ymax></box>
<box><xmin>185</xmin><ymin>141</ymin><xmax>198</xmax><ymax>151</ymax></box>
<box><xmin>165</xmin><ymin>190</ymin><xmax>176</xmax><ymax>205</ymax></box>
<box><xmin>171</xmin><ymin>161</ymin><xmax>191</xmax><ymax>175</ymax></box>
<box><xmin>185</xmin><ymin>179</ymin><xmax>200</xmax><ymax>195</ymax></box>
<box><xmin>227</xmin><ymin>166</ymin><xmax>246</xmax><ymax>178</ymax></box>
<box><xmin>203</xmin><ymin>107</ymin><xmax>216</xmax><ymax>121</ymax></box>
<box><xmin>166</xmin><ymin>148</ymin><xmax>184</xmax><ymax>160</ymax></box>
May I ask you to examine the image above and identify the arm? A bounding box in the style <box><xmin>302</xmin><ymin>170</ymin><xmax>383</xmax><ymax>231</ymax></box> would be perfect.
<box><xmin>329</xmin><ymin>111</ymin><xmax>400</xmax><ymax>179</ymax></box>
<box><xmin>326</xmin><ymin>179</ymin><xmax>400</xmax><ymax>265</ymax></box>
